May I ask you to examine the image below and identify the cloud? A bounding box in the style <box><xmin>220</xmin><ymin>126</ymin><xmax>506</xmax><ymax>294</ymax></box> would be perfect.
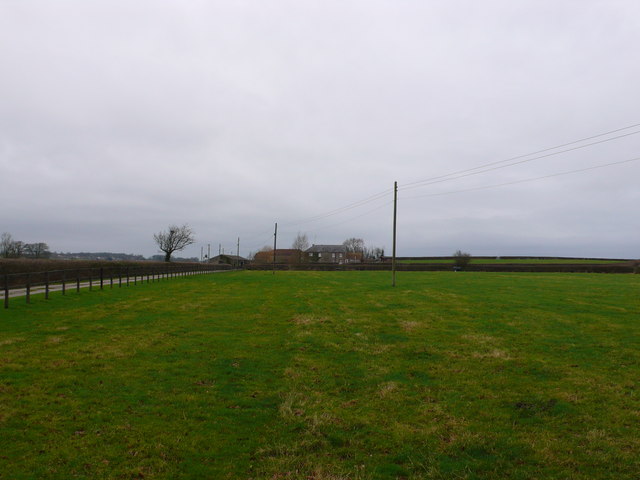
<box><xmin>1</xmin><ymin>0</ymin><xmax>639</xmax><ymax>258</ymax></box>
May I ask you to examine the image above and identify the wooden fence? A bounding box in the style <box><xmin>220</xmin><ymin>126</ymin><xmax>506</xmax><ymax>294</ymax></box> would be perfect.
<box><xmin>2</xmin><ymin>263</ymin><xmax>231</xmax><ymax>309</ymax></box>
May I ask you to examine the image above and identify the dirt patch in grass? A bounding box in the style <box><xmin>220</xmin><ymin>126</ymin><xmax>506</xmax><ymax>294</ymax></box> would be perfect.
<box><xmin>400</xmin><ymin>320</ymin><xmax>420</xmax><ymax>331</ymax></box>
<box><xmin>472</xmin><ymin>349</ymin><xmax>512</xmax><ymax>360</ymax></box>
<box><xmin>291</xmin><ymin>315</ymin><xmax>328</xmax><ymax>326</ymax></box>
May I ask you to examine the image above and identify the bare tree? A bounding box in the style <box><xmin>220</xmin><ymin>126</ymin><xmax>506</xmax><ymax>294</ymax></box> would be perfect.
<box><xmin>364</xmin><ymin>246</ymin><xmax>384</xmax><ymax>261</ymax></box>
<box><xmin>12</xmin><ymin>241</ymin><xmax>25</xmax><ymax>258</ymax></box>
<box><xmin>291</xmin><ymin>232</ymin><xmax>309</xmax><ymax>251</ymax></box>
<box><xmin>343</xmin><ymin>237</ymin><xmax>365</xmax><ymax>253</ymax></box>
<box><xmin>0</xmin><ymin>233</ymin><xmax>25</xmax><ymax>258</ymax></box>
<box><xmin>453</xmin><ymin>250</ymin><xmax>472</xmax><ymax>268</ymax></box>
<box><xmin>25</xmin><ymin>242</ymin><xmax>51</xmax><ymax>259</ymax></box>
<box><xmin>153</xmin><ymin>224</ymin><xmax>195</xmax><ymax>262</ymax></box>
<box><xmin>1</xmin><ymin>232</ymin><xmax>14</xmax><ymax>258</ymax></box>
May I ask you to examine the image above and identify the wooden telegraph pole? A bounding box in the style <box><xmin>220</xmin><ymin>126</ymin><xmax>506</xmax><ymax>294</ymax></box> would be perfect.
<box><xmin>392</xmin><ymin>181</ymin><xmax>398</xmax><ymax>287</ymax></box>
<box><xmin>273</xmin><ymin>223</ymin><xmax>278</xmax><ymax>275</ymax></box>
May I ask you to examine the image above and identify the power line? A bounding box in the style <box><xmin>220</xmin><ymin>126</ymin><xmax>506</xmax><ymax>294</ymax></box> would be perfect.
<box><xmin>304</xmin><ymin>200</ymin><xmax>393</xmax><ymax>232</ymax></box>
<box><xmin>401</xmin><ymin>124</ymin><xmax>640</xmax><ymax>191</ymax></box>
<box><xmin>280</xmin><ymin>188</ymin><xmax>392</xmax><ymax>228</ymax></box>
<box><xmin>243</xmin><ymin>193</ymin><xmax>390</xmax><ymax>251</ymax></box>
<box><xmin>269</xmin><ymin>123</ymin><xmax>640</xmax><ymax>231</ymax></box>
<box><xmin>239</xmin><ymin>122</ymin><xmax>640</xmax><ymax>253</ymax></box>
<box><xmin>401</xmin><ymin>155</ymin><xmax>640</xmax><ymax>199</ymax></box>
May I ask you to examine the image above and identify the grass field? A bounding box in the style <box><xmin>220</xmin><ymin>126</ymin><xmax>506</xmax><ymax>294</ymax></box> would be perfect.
<box><xmin>1</xmin><ymin>271</ymin><xmax>638</xmax><ymax>479</ymax></box>
<box><xmin>397</xmin><ymin>258</ymin><xmax>623</xmax><ymax>264</ymax></box>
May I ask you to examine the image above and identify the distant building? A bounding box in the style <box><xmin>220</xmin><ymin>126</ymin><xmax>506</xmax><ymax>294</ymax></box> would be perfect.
<box><xmin>305</xmin><ymin>244</ymin><xmax>358</xmax><ymax>264</ymax></box>
<box><xmin>208</xmin><ymin>254</ymin><xmax>248</xmax><ymax>268</ymax></box>
<box><xmin>253</xmin><ymin>249</ymin><xmax>303</xmax><ymax>264</ymax></box>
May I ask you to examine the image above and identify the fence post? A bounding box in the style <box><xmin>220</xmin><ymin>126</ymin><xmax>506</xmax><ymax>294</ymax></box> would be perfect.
<box><xmin>45</xmin><ymin>271</ymin><xmax>50</xmax><ymax>300</ymax></box>
<box><xmin>4</xmin><ymin>274</ymin><xmax>9</xmax><ymax>309</ymax></box>
<box><xmin>76</xmin><ymin>270</ymin><xmax>80</xmax><ymax>293</ymax></box>
<box><xmin>100</xmin><ymin>267</ymin><xmax>104</xmax><ymax>290</ymax></box>
<box><xmin>110</xmin><ymin>268</ymin><xmax>113</xmax><ymax>289</ymax></box>
<box><xmin>62</xmin><ymin>271</ymin><xmax>66</xmax><ymax>295</ymax></box>
<box><xmin>119</xmin><ymin>267</ymin><xmax>122</xmax><ymax>288</ymax></box>
<box><xmin>26</xmin><ymin>273</ymin><xmax>31</xmax><ymax>304</ymax></box>
<box><xmin>126</xmin><ymin>267</ymin><xmax>130</xmax><ymax>287</ymax></box>
<box><xmin>89</xmin><ymin>269</ymin><xmax>93</xmax><ymax>291</ymax></box>
<box><xmin>134</xmin><ymin>268</ymin><xmax>137</xmax><ymax>286</ymax></box>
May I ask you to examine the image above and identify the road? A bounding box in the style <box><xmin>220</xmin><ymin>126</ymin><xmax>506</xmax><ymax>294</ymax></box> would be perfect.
<box><xmin>1</xmin><ymin>269</ymin><xmax>232</xmax><ymax>302</ymax></box>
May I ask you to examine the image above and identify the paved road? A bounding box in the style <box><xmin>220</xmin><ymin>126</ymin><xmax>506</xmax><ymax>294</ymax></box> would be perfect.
<box><xmin>1</xmin><ymin>269</ymin><xmax>231</xmax><ymax>301</ymax></box>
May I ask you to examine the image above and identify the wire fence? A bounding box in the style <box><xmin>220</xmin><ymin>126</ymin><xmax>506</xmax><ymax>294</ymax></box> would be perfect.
<box><xmin>2</xmin><ymin>263</ymin><xmax>231</xmax><ymax>309</ymax></box>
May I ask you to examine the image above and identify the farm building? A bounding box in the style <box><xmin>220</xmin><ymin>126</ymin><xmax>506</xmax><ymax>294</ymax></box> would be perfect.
<box><xmin>253</xmin><ymin>249</ymin><xmax>304</xmax><ymax>264</ymax></box>
<box><xmin>305</xmin><ymin>244</ymin><xmax>361</xmax><ymax>264</ymax></box>
<box><xmin>208</xmin><ymin>254</ymin><xmax>248</xmax><ymax>268</ymax></box>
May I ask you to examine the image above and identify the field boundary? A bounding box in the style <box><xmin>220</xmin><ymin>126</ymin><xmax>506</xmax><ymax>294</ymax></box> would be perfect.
<box><xmin>2</xmin><ymin>263</ymin><xmax>232</xmax><ymax>309</ymax></box>
<box><xmin>247</xmin><ymin>262</ymin><xmax>637</xmax><ymax>273</ymax></box>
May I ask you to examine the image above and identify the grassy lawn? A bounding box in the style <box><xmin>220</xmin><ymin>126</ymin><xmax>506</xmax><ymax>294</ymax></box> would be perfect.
<box><xmin>1</xmin><ymin>271</ymin><xmax>638</xmax><ymax>479</ymax></box>
<box><xmin>397</xmin><ymin>258</ymin><xmax>622</xmax><ymax>264</ymax></box>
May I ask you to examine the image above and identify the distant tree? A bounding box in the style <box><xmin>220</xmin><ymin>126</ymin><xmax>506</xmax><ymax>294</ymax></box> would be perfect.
<box><xmin>153</xmin><ymin>224</ymin><xmax>195</xmax><ymax>262</ymax></box>
<box><xmin>291</xmin><ymin>232</ymin><xmax>309</xmax><ymax>251</ymax></box>
<box><xmin>0</xmin><ymin>233</ymin><xmax>30</xmax><ymax>258</ymax></box>
<box><xmin>1</xmin><ymin>232</ymin><xmax>14</xmax><ymax>258</ymax></box>
<box><xmin>364</xmin><ymin>246</ymin><xmax>384</xmax><ymax>261</ymax></box>
<box><xmin>343</xmin><ymin>237</ymin><xmax>365</xmax><ymax>253</ymax></box>
<box><xmin>24</xmin><ymin>242</ymin><xmax>51</xmax><ymax>259</ymax></box>
<box><xmin>453</xmin><ymin>250</ymin><xmax>472</xmax><ymax>268</ymax></box>
<box><xmin>12</xmin><ymin>241</ymin><xmax>25</xmax><ymax>258</ymax></box>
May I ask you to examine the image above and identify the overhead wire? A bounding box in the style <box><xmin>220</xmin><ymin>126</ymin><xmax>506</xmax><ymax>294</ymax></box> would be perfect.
<box><xmin>305</xmin><ymin>200</ymin><xmax>394</xmax><ymax>232</ymax></box>
<box><xmin>401</xmin><ymin>124</ymin><xmax>640</xmax><ymax>191</ymax></box>
<box><xmin>280</xmin><ymin>123</ymin><xmax>640</xmax><ymax>231</ymax></box>
<box><xmin>401</xmin><ymin>155</ymin><xmax>640</xmax><ymax>199</ymax></box>
<box><xmin>280</xmin><ymin>188</ymin><xmax>393</xmax><ymax>228</ymax></box>
<box><xmin>238</xmin><ymin>122</ymin><xmax>640</xmax><ymax>253</ymax></box>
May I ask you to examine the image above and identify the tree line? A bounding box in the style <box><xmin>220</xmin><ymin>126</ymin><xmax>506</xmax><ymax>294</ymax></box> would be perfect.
<box><xmin>2</xmin><ymin>225</ymin><xmax>197</xmax><ymax>263</ymax></box>
<box><xmin>1</xmin><ymin>232</ymin><xmax>51</xmax><ymax>259</ymax></box>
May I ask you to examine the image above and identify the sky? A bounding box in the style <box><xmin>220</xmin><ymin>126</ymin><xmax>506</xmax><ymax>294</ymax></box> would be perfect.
<box><xmin>1</xmin><ymin>0</ymin><xmax>639</xmax><ymax>259</ymax></box>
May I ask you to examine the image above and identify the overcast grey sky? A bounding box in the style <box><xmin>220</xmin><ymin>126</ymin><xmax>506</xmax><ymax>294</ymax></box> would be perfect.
<box><xmin>1</xmin><ymin>0</ymin><xmax>639</xmax><ymax>259</ymax></box>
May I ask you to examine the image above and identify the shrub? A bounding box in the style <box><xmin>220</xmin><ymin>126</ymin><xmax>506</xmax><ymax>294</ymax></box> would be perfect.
<box><xmin>453</xmin><ymin>250</ymin><xmax>472</xmax><ymax>268</ymax></box>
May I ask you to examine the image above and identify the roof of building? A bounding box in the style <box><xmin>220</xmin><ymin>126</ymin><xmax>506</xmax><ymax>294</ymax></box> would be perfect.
<box><xmin>209</xmin><ymin>254</ymin><xmax>247</xmax><ymax>261</ymax></box>
<box><xmin>253</xmin><ymin>249</ymin><xmax>302</xmax><ymax>256</ymax></box>
<box><xmin>305</xmin><ymin>244</ymin><xmax>347</xmax><ymax>253</ymax></box>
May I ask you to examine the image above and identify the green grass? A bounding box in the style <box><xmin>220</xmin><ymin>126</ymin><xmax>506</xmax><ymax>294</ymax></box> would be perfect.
<box><xmin>1</xmin><ymin>271</ymin><xmax>638</xmax><ymax>479</ymax></box>
<box><xmin>398</xmin><ymin>258</ymin><xmax>622</xmax><ymax>264</ymax></box>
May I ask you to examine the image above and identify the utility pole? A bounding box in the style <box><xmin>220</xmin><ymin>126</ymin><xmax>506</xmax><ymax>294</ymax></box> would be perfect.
<box><xmin>392</xmin><ymin>181</ymin><xmax>398</xmax><ymax>287</ymax></box>
<box><xmin>218</xmin><ymin>244</ymin><xmax>221</xmax><ymax>255</ymax></box>
<box><xmin>237</xmin><ymin>237</ymin><xmax>240</xmax><ymax>258</ymax></box>
<box><xmin>207</xmin><ymin>244</ymin><xmax>210</xmax><ymax>261</ymax></box>
<box><xmin>200</xmin><ymin>246</ymin><xmax>203</xmax><ymax>262</ymax></box>
<box><xmin>273</xmin><ymin>222</ymin><xmax>277</xmax><ymax>275</ymax></box>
